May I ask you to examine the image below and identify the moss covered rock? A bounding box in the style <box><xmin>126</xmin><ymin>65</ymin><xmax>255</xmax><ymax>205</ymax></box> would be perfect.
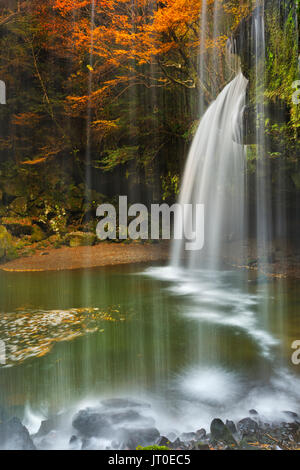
<box><xmin>30</xmin><ymin>225</ymin><xmax>46</xmax><ymax>243</ymax></box>
<box><xmin>9</xmin><ymin>197</ymin><xmax>27</xmax><ymax>216</ymax></box>
<box><xmin>0</xmin><ymin>225</ymin><xmax>13</xmax><ymax>259</ymax></box>
<box><xmin>67</xmin><ymin>231</ymin><xmax>96</xmax><ymax>247</ymax></box>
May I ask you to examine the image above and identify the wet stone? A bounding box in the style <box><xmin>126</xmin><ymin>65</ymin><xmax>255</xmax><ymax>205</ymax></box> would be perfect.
<box><xmin>72</xmin><ymin>408</ymin><xmax>112</xmax><ymax>438</ymax></box>
<box><xmin>210</xmin><ymin>418</ymin><xmax>237</xmax><ymax>445</ymax></box>
<box><xmin>226</xmin><ymin>420</ymin><xmax>237</xmax><ymax>434</ymax></box>
<box><xmin>237</xmin><ymin>418</ymin><xmax>259</xmax><ymax>436</ymax></box>
<box><xmin>101</xmin><ymin>398</ymin><xmax>150</xmax><ymax>409</ymax></box>
<box><xmin>170</xmin><ymin>438</ymin><xmax>185</xmax><ymax>449</ymax></box>
<box><xmin>0</xmin><ymin>417</ymin><xmax>35</xmax><ymax>450</ymax></box>
<box><xmin>181</xmin><ymin>432</ymin><xmax>197</xmax><ymax>442</ymax></box>
<box><xmin>109</xmin><ymin>410</ymin><xmax>142</xmax><ymax>425</ymax></box>
<box><xmin>196</xmin><ymin>428</ymin><xmax>206</xmax><ymax>440</ymax></box>
<box><xmin>118</xmin><ymin>427</ymin><xmax>160</xmax><ymax>449</ymax></box>
<box><xmin>156</xmin><ymin>436</ymin><xmax>171</xmax><ymax>447</ymax></box>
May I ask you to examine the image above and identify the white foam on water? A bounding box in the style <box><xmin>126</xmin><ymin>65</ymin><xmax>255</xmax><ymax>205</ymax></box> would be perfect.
<box><xmin>23</xmin><ymin>404</ymin><xmax>46</xmax><ymax>435</ymax></box>
<box><xmin>144</xmin><ymin>265</ymin><xmax>277</xmax><ymax>357</ymax></box>
<box><xmin>178</xmin><ymin>367</ymin><xmax>243</xmax><ymax>405</ymax></box>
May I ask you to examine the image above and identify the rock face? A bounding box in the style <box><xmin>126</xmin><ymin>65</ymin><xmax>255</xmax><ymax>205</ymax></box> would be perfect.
<box><xmin>0</xmin><ymin>417</ymin><xmax>35</xmax><ymax>450</ymax></box>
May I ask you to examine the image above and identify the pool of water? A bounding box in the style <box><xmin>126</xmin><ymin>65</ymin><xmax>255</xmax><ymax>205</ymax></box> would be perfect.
<box><xmin>0</xmin><ymin>263</ymin><xmax>299</xmax><ymax>446</ymax></box>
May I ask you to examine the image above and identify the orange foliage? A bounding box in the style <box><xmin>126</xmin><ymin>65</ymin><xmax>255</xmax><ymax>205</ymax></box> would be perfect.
<box><xmin>28</xmin><ymin>0</ymin><xmax>251</xmax><ymax>135</ymax></box>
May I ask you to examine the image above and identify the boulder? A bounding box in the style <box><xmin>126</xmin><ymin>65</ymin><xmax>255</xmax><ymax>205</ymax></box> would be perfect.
<box><xmin>210</xmin><ymin>418</ymin><xmax>237</xmax><ymax>445</ymax></box>
<box><xmin>156</xmin><ymin>436</ymin><xmax>171</xmax><ymax>447</ymax></box>
<box><xmin>69</xmin><ymin>435</ymin><xmax>79</xmax><ymax>446</ymax></box>
<box><xmin>101</xmin><ymin>398</ymin><xmax>151</xmax><ymax>409</ymax></box>
<box><xmin>226</xmin><ymin>419</ymin><xmax>237</xmax><ymax>434</ymax></box>
<box><xmin>30</xmin><ymin>225</ymin><xmax>46</xmax><ymax>243</ymax></box>
<box><xmin>72</xmin><ymin>408</ymin><xmax>112</xmax><ymax>438</ymax></box>
<box><xmin>180</xmin><ymin>432</ymin><xmax>197</xmax><ymax>442</ymax></box>
<box><xmin>170</xmin><ymin>437</ymin><xmax>185</xmax><ymax>449</ymax></box>
<box><xmin>109</xmin><ymin>410</ymin><xmax>143</xmax><ymax>425</ymax></box>
<box><xmin>118</xmin><ymin>427</ymin><xmax>160</xmax><ymax>449</ymax></box>
<box><xmin>237</xmin><ymin>417</ymin><xmax>259</xmax><ymax>443</ymax></box>
<box><xmin>196</xmin><ymin>428</ymin><xmax>206</xmax><ymax>440</ymax></box>
<box><xmin>67</xmin><ymin>231</ymin><xmax>96</xmax><ymax>247</ymax></box>
<box><xmin>9</xmin><ymin>197</ymin><xmax>27</xmax><ymax>216</ymax></box>
<box><xmin>237</xmin><ymin>417</ymin><xmax>259</xmax><ymax>436</ymax></box>
<box><xmin>0</xmin><ymin>417</ymin><xmax>35</xmax><ymax>450</ymax></box>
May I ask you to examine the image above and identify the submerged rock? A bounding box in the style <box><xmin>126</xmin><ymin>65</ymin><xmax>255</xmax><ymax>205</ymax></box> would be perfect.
<box><xmin>0</xmin><ymin>417</ymin><xmax>35</xmax><ymax>450</ymax></box>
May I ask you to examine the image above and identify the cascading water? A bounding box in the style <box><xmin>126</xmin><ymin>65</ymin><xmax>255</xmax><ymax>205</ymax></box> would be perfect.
<box><xmin>172</xmin><ymin>72</ymin><xmax>248</xmax><ymax>270</ymax></box>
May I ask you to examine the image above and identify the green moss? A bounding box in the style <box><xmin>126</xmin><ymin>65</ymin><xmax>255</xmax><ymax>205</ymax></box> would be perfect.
<box><xmin>67</xmin><ymin>231</ymin><xmax>96</xmax><ymax>247</ymax></box>
<box><xmin>31</xmin><ymin>225</ymin><xmax>46</xmax><ymax>243</ymax></box>
<box><xmin>0</xmin><ymin>225</ymin><xmax>13</xmax><ymax>260</ymax></box>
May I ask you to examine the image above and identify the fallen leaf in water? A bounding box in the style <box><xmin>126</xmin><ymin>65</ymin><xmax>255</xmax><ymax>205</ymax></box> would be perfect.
<box><xmin>0</xmin><ymin>305</ymin><xmax>131</xmax><ymax>365</ymax></box>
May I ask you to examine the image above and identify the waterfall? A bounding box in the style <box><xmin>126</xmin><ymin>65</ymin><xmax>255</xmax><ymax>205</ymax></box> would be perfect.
<box><xmin>172</xmin><ymin>73</ymin><xmax>248</xmax><ymax>270</ymax></box>
<box><xmin>172</xmin><ymin>0</ymin><xmax>297</xmax><ymax>272</ymax></box>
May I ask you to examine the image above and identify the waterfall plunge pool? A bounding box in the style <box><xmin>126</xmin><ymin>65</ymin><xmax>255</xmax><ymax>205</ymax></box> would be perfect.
<box><xmin>0</xmin><ymin>263</ymin><xmax>299</xmax><ymax>449</ymax></box>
